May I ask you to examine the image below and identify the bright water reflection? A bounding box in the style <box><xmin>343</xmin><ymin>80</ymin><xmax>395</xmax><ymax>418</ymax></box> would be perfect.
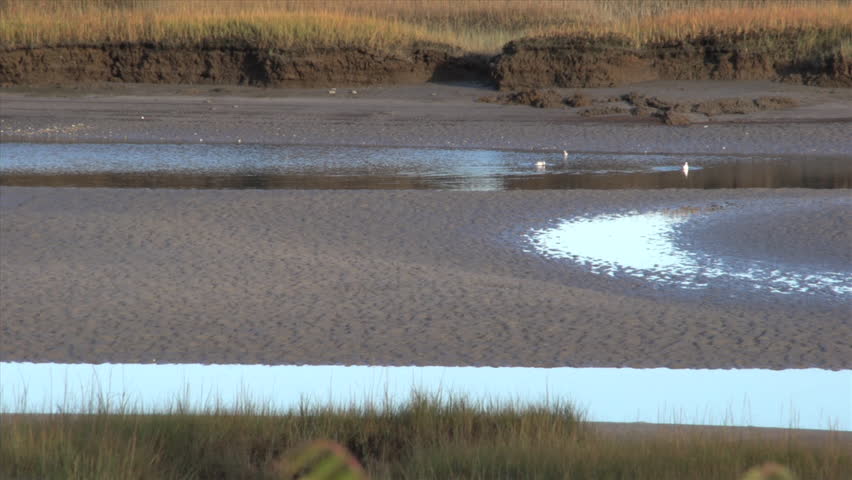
<box><xmin>1</xmin><ymin>143</ymin><xmax>849</xmax><ymax>190</ymax></box>
<box><xmin>528</xmin><ymin>211</ymin><xmax>852</xmax><ymax>296</ymax></box>
<box><xmin>1</xmin><ymin>363</ymin><xmax>849</xmax><ymax>430</ymax></box>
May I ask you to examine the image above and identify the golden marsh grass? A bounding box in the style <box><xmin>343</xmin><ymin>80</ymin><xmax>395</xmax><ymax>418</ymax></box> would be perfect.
<box><xmin>1</xmin><ymin>0</ymin><xmax>850</xmax><ymax>53</ymax></box>
<box><xmin>2</xmin><ymin>389</ymin><xmax>850</xmax><ymax>479</ymax></box>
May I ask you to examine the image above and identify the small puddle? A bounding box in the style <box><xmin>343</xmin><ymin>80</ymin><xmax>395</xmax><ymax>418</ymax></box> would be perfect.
<box><xmin>1</xmin><ymin>363</ymin><xmax>849</xmax><ymax>430</ymax></box>
<box><xmin>1</xmin><ymin>143</ymin><xmax>849</xmax><ymax>190</ymax></box>
<box><xmin>527</xmin><ymin>208</ymin><xmax>851</xmax><ymax>297</ymax></box>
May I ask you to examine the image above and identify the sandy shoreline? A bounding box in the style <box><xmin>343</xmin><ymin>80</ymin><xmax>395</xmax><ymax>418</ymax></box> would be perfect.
<box><xmin>0</xmin><ymin>80</ymin><xmax>850</xmax><ymax>369</ymax></box>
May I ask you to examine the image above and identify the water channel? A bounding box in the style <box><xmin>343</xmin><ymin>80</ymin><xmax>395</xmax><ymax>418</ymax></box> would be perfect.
<box><xmin>2</xmin><ymin>143</ymin><xmax>849</xmax><ymax>430</ymax></box>
<box><xmin>2</xmin><ymin>143</ymin><xmax>849</xmax><ymax>190</ymax></box>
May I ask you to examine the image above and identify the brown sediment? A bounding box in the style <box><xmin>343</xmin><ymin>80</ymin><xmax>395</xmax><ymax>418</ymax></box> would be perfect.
<box><xmin>492</xmin><ymin>30</ymin><xmax>851</xmax><ymax>90</ymax></box>
<box><xmin>0</xmin><ymin>43</ymin><xmax>490</xmax><ymax>87</ymax></box>
<box><xmin>2</xmin><ymin>81</ymin><xmax>850</xmax><ymax>155</ymax></box>
<box><xmin>579</xmin><ymin>104</ymin><xmax>630</xmax><ymax>117</ymax></box>
<box><xmin>662</xmin><ymin>110</ymin><xmax>691</xmax><ymax>126</ymax></box>
<box><xmin>476</xmin><ymin>88</ymin><xmax>564</xmax><ymax>108</ymax></box>
<box><xmin>1</xmin><ymin>30</ymin><xmax>849</xmax><ymax>89</ymax></box>
<box><xmin>564</xmin><ymin>92</ymin><xmax>593</xmax><ymax>107</ymax></box>
<box><xmin>476</xmin><ymin>88</ymin><xmax>802</xmax><ymax>121</ymax></box>
<box><xmin>620</xmin><ymin>93</ymin><xmax>800</xmax><ymax>124</ymax></box>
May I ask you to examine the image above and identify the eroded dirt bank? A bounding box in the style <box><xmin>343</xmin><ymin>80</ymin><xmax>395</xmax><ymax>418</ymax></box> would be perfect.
<box><xmin>0</xmin><ymin>43</ymin><xmax>489</xmax><ymax>87</ymax></box>
<box><xmin>493</xmin><ymin>32</ymin><xmax>851</xmax><ymax>90</ymax></box>
<box><xmin>2</xmin><ymin>31</ymin><xmax>849</xmax><ymax>88</ymax></box>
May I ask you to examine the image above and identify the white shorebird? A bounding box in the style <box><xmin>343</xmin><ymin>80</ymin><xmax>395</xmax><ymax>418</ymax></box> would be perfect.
<box><xmin>563</xmin><ymin>150</ymin><xmax>569</xmax><ymax>161</ymax></box>
<box><xmin>535</xmin><ymin>160</ymin><xmax>547</xmax><ymax>170</ymax></box>
<box><xmin>682</xmin><ymin>162</ymin><xmax>689</xmax><ymax>177</ymax></box>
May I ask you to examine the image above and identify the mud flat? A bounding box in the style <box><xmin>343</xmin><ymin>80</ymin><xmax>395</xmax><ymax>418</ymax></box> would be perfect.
<box><xmin>0</xmin><ymin>75</ymin><xmax>850</xmax><ymax>370</ymax></box>
<box><xmin>1</xmin><ymin>80</ymin><xmax>851</xmax><ymax>156</ymax></box>
<box><xmin>1</xmin><ymin>186</ymin><xmax>849</xmax><ymax>368</ymax></box>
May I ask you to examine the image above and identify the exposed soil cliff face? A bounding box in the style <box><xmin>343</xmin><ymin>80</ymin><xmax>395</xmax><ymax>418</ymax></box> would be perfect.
<box><xmin>493</xmin><ymin>32</ymin><xmax>851</xmax><ymax>90</ymax></box>
<box><xmin>0</xmin><ymin>44</ymin><xmax>489</xmax><ymax>87</ymax></box>
<box><xmin>1</xmin><ymin>31</ymin><xmax>848</xmax><ymax>88</ymax></box>
<box><xmin>493</xmin><ymin>35</ymin><xmax>658</xmax><ymax>90</ymax></box>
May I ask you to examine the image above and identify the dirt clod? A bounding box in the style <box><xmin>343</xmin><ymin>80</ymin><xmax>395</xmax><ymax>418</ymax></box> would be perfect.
<box><xmin>580</xmin><ymin>105</ymin><xmax>630</xmax><ymax>117</ymax></box>
<box><xmin>631</xmin><ymin>105</ymin><xmax>659</xmax><ymax>118</ymax></box>
<box><xmin>754</xmin><ymin>96</ymin><xmax>799</xmax><ymax>110</ymax></box>
<box><xmin>663</xmin><ymin>110</ymin><xmax>691</xmax><ymax>126</ymax></box>
<box><xmin>477</xmin><ymin>89</ymin><xmax>564</xmax><ymax>108</ymax></box>
<box><xmin>692</xmin><ymin>96</ymin><xmax>798</xmax><ymax>116</ymax></box>
<box><xmin>693</xmin><ymin>98</ymin><xmax>758</xmax><ymax>115</ymax></box>
<box><xmin>621</xmin><ymin>93</ymin><xmax>800</xmax><ymax>121</ymax></box>
<box><xmin>565</xmin><ymin>93</ymin><xmax>593</xmax><ymax>107</ymax></box>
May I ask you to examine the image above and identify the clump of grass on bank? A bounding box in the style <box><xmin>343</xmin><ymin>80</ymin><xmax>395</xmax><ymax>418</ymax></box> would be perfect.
<box><xmin>1</xmin><ymin>0</ymin><xmax>850</xmax><ymax>54</ymax></box>
<box><xmin>2</xmin><ymin>389</ymin><xmax>850</xmax><ymax>479</ymax></box>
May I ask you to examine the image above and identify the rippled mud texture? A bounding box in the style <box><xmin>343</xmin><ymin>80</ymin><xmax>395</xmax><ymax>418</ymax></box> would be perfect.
<box><xmin>1</xmin><ymin>187</ymin><xmax>849</xmax><ymax>369</ymax></box>
<box><xmin>676</xmin><ymin>198</ymin><xmax>852</xmax><ymax>272</ymax></box>
<box><xmin>529</xmin><ymin>205</ymin><xmax>851</xmax><ymax>297</ymax></box>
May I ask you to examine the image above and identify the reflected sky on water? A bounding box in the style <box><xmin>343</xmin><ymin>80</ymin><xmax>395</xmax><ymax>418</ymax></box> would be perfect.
<box><xmin>1</xmin><ymin>143</ymin><xmax>848</xmax><ymax>190</ymax></box>
<box><xmin>527</xmin><ymin>210</ymin><xmax>852</xmax><ymax>297</ymax></box>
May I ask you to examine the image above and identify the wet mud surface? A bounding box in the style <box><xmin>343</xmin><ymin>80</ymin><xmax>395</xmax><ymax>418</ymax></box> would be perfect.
<box><xmin>1</xmin><ymin>81</ymin><xmax>851</xmax><ymax>156</ymax></box>
<box><xmin>676</xmin><ymin>198</ymin><xmax>852</xmax><ymax>272</ymax></box>
<box><xmin>0</xmin><ymin>81</ymin><xmax>849</xmax><ymax>371</ymax></box>
<box><xmin>1</xmin><ymin>187</ymin><xmax>849</xmax><ymax>369</ymax></box>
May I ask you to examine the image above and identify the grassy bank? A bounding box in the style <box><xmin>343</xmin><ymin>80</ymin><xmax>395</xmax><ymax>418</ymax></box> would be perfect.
<box><xmin>1</xmin><ymin>0</ymin><xmax>850</xmax><ymax>54</ymax></box>
<box><xmin>2</xmin><ymin>391</ymin><xmax>850</xmax><ymax>479</ymax></box>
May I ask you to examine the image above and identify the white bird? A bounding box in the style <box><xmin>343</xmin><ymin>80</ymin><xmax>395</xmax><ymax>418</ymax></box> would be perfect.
<box><xmin>682</xmin><ymin>162</ymin><xmax>689</xmax><ymax>177</ymax></box>
<box><xmin>563</xmin><ymin>150</ymin><xmax>569</xmax><ymax>161</ymax></box>
<box><xmin>535</xmin><ymin>160</ymin><xmax>547</xmax><ymax>170</ymax></box>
